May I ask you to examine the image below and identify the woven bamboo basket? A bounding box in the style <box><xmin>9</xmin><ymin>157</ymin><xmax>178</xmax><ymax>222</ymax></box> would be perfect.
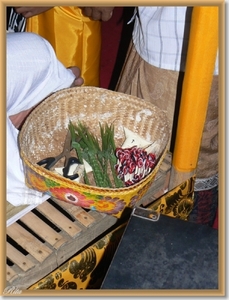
<box><xmin>19</xmin><ymin>87</ymin><xmax>170</xmax><ymax>218</ymax></box>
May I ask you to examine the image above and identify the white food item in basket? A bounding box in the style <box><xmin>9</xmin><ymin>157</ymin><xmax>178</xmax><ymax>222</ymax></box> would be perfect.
<box><xmin>54</xmin><ymin>159</ymin><xmax>92</xmax><ymax>182</ymax></box>
<box><xmin>145</xmin><ymin>143</ymin><xmax>161</xmax><ymax>157</ymax></box>
<box><xmin>122</xmin><ymin>127</ymin><xmax>161</xmax><ymax>156</ymax></box>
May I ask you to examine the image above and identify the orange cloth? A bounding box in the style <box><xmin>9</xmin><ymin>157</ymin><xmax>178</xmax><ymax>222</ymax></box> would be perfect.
<box><xmin>26</xmin><ymin>7</ymin><xmax>101</xmax><ymax>86</ymax></box>
<box><xmin>172</xmin><ymin>6</ymin><xmax>218</xmax><ymax>172</ymax></box>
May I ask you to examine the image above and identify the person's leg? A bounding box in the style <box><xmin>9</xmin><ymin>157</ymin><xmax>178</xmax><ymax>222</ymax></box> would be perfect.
<box><xmin>116</xmin><ymin>40</ymin><xmax>178</xmax><ymax>144</ymax></box>
<box><xmin>7</xmin><ymin>32</ymin><xmax>77</xmax><ymax>116</ymax></box>
<box><xmin>188</xmin><ymin>75</ymin><xmax>218</xmax><ymax>226</ymax></box>
<box><xmin>116</xmin><ymin>41</ymin><xmax>218</xmax><ymax>226</ymax></box>
<box><xmin>188</xmin><ymin>186</ymin><xmax>218</xmax><ymax>226</ymax></box>
<box><xmin>6</xmin><ymin>32</ymin><xmax>82</xmax><ymax>206</ymax></box>
<box><xmin>9</xmin><ymin>66</ymin><xmax>83</xmax><ymax>129</ymax></box>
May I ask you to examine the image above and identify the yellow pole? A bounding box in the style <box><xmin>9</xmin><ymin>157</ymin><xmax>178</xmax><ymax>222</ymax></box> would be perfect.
<box><xmin>169</xmin><ymin>6</ymin><xmax>218</xmax><ymax>189</ymax></box>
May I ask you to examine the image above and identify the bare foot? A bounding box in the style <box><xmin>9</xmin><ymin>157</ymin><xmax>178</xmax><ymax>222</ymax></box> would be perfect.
<box><xmin>68</xmin><ymin>67</ymin><xmax>84</xmax><ymax>87</ymax></box>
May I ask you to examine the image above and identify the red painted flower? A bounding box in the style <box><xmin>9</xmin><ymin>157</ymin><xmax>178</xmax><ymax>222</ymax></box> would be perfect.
<box><xmin>49</xmin><ymin>187</ymin><xmax>94</xmax><ymax>207</ymax></box>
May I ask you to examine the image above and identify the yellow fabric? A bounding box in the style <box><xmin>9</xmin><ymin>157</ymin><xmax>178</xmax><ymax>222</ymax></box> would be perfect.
<box><xmin>146</xmin><ymin>176</ymin><xmax>195</xmax><ymax>221</ymax></box>
<box><xmin>173</xmin><ymin>7</ymin><xmax>218</xmax><ymax>172</ymax></box>
<box><xmin>26</xmin><ymin>7</ymin><xmax>101</xmax><ymax>86</ymax></box>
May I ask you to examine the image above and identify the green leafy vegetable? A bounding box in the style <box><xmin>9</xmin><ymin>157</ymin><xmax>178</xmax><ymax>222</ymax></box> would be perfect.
<box><xmin>69</xmin><ymin>120</ymin><xmax>124</xmax><ymax>188</ymax></box>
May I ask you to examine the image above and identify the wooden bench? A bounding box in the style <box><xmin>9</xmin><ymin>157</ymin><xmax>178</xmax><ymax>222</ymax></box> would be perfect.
<box><xmin>6</xmin><ymin>152</ymin><xmax>171</xmax><ymax>290</ymax></box>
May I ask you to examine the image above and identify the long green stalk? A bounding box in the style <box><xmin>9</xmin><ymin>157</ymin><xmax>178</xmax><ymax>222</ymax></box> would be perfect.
<box><xmin>69</xmin><ymin>120</ymin><xmax>123</xmax><ymax>188</ymax></box>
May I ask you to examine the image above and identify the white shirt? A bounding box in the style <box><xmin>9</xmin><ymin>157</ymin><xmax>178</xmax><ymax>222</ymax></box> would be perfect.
<box><xmin>7</xmin><ymin>32</ymin><xmax>76</xmax><ymax>206</ymax></box>
<box><xmin>132</xmin><ymin>7</ymin><xmax>218</xmax><ymax>74</ymax></box>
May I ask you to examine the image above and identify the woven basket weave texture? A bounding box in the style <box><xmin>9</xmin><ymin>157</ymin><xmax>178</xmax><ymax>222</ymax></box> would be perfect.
<box><xmin>19</xmin><ymin>87</ymin><xmax>170</xmax><ymax>218</ymax></box>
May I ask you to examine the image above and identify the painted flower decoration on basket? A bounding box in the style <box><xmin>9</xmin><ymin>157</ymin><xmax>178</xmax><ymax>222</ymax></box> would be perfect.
<box><xmin>32</xmin><ymin>120</ymin><xmax>161</xmax><ymax>217</ymax></box>
<box><xmin>48</xmin><ymin>187</ymin><xmax>126</xmax><ymax>215</ymax></box>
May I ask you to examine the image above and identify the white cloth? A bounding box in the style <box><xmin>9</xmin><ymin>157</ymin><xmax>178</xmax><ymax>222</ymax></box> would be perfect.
<box><xmin>132</xmin><ymin>6</ymin><xmax>218</xmax><ymax>74</ymax></box>
<box><xmin>7</xmin><ymin>32</ymin><xmax>76</xmax><ymax>206</ymax></box>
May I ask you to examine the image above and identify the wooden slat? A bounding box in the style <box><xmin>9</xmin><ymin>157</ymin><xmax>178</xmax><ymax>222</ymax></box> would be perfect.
<box><xmin>20</xmin><ymin>212</ymin><xmax>67</xmax><ymax>249</ymax></box>
<box><xmin>52</xmin><ymin>198</ymin><xmax>82</xmax><ymax>213</ymax></box>
<box><xmin>7</xmin><ymin>223</ymin><xmax>52</xmax><ymax>263</ymax></box>
<box><xmin>73</xmin><ymin>209</ymin><xmax>96</xmax><ymax>227</ymax></box>
<box><xmin>52</xmin><ymin>199</ymin><xmax>96</xmax><ymax>227</ymax></box>
<box><xmin>6</xmin><ymin>265</ymin><xmax>18</xmax><ymax>283</ymax></box>
<box><xmin>7</xmin><ymin>242</ymin><xmax>35</xmax><ymax>272</ymax></box>
<box><xmin>36</xmin><ymin>201</ymin><xmax>82</xmax><ymax>237</ymax></box>
<box><xmin>7</xmin><ymin>201</ymin><xmax>29</xmax><ymax>224</ymax></box>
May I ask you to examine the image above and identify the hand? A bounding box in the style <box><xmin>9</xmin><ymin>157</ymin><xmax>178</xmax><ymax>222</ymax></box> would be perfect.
<box><xmin>14</xmin><ymin>7</ymin><xmax>53</xmax><ymax>18</ymax></box>
<box><xmin>80</xmin><ymin>7</ymin><xmax>114</xmax><ymax>21</ymax></box>
<box><xmin>68</xmin><ymin>67</ymin><xmax>84</xmax><ymax>87</ymax></box>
